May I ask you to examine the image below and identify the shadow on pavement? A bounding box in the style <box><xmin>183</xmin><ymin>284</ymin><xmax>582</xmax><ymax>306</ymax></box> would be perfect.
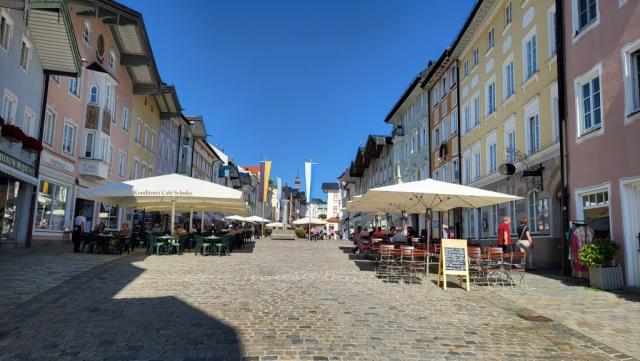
<box><xmin>338</xmin><ymin>245</ymin><xmax>355</xmax><ymax>254</ymax></box>
<box><xmin>234</xmin><ymin>241</ymin><xmax>255</xmax><ymax>254</ymax></box>
<box><xmin>0</xmin><ymin>253</ymin><xmax>243</xmax><ymax>360</ymax></box>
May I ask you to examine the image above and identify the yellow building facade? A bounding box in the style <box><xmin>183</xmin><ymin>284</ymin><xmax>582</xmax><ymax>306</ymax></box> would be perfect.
<box><xmin>456</xmin><ymin>0</ymin><xmax>562</xmax><ymax>267</ymax></box>
<box><xmin>129</xmin><ymin>95</ymin><xmax>160</xmax><ymax>180</ymax></box>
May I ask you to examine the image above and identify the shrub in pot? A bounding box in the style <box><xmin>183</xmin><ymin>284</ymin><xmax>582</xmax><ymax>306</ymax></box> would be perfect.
<box><xmin>22</xmin><ymin>136</ymin><xmax>43</xmax><ymax>153</ymax></box>
<box><xmin>1</xmin><ymin>124</ymin><xmax>27</xmax><ymax>143</ymax></box>
<box><xmin>295</xmin><ymin>227</ymin><xmax>306</xmax><ymax>238</ymax></box>
<box><xmin>264</xmin><ymin>227</ymin><xmax>272</xmax><ymax>236</ymax></box>
<box><xmin>578</xmin><ymin>239</ymin><xmax>624</xmax><ymax>290</ymax></box>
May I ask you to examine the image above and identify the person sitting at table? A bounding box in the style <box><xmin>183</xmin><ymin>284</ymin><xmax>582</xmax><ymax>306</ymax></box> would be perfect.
<box><xmin>372</xmin><ymin>227</ymin><xmax>386</xmax><ymax>239</ymax></box>
<box><xmin>114</xmin><ymin>221</ymin><xmax>132</xmax><ymax>253</ymax></box>
<box><xmin>190</xmin><ymin>222</ymin><xmax>199</xmax><ymax>234</ymax></box>
<box><xmin>150</xmin><ymin>222</ymin><xmax>163</xmax><ymax>235</ymax></box>
<box><xmin>94</xmin><ymin>222</ymin><xmax>106</xmax><ymax>234</ymax></box>
<box><xmin>174</xmin><ymin>223</ymin><xmax>188</xmax><ymax>236</ymax></box>
<box><xmin>390</xmin><ymin>227</ymin><xmax>407</xmax><ymax>243</ymax></box>
<box><xmin>118</xmin><ymin>222</ymin><xmax>131</xmax><ymax>239</ymax></box>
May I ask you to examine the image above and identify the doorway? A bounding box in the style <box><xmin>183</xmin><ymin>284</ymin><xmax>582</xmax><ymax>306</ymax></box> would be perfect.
<box><xmin>621</xmin><ymin>179</ymin><xmax>640</xmax><ymax>287</ymax></box>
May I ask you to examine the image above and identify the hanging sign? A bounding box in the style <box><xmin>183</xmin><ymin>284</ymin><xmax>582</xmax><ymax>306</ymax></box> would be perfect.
<box><xmin>437</xmin><ymin>238</ymin><xmax>470</xmax><ymax>291</ymax></box>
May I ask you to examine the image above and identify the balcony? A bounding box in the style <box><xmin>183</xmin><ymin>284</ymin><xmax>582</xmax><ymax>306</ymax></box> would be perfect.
<box><xmin>391</xmin><ymin>126</ymin><xmax>404</xmax><ymax>137</ymax></box>
<box><xmin>78</xmin><ymin>157</ymin><xmax>109</xmax><ymax>180</ymax></box>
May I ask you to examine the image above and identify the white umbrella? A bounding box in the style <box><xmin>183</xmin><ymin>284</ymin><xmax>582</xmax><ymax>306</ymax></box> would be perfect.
<box><xmin>245</xmin><ymin>215</ymin><xmax>271</xmax><ymax>223</ymax></box>
<box><xmin>226</xmin><ymin>215</ymin><xmax>249</xmax><ymax>222</ymax></box>
<box><xmin>292</xmin><ymin>217</ymin><xmax>327</xmax><ymax>226</ymax></box>
<box><xmin>266</xmin><ymin>221</ymin><xmax>284</xmax><ymax>228</ymax></box>
<box><xmin>81</xmin><ymin>174</ymin><xmax>249</xmax><ymax>234</ymax></box>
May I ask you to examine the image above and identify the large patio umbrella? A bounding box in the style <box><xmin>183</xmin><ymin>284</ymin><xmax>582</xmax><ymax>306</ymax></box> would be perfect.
<box><xmin>245</xmin><ymin>215</ymin><xmax>271</xmax><ymax>223</ymax></box>
<box><xmin>349</xmin><ymin>178</ymin><xmax>522</xmax><ymax>274</ymax></box>
<box><xmin>266</xmin><ymin>221</ymin><xmax>284</xmax><ymax>228</ymax></box>
<box><xmin>81</xmin><ymin>174</ymin><xmax>248</xmax><ymax>234</ymax></box>
<box><xmin>226</xmin><ymin>215</ymin><xmax>249</xmax><ymax>222</ymax></box>
<box><xmin>292</xmin><ymin>217</ymin><xmax>327</xmax><ymax>226</ymax></box>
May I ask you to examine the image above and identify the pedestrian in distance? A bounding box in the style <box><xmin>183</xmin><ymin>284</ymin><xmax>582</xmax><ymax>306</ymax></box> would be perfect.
<box><xmin>517</xmin><ymin>217</ymin><xmax>535</xmax><ymax>269</ymax></box>
<box><xmin>72</xmin><ymin>211</ymin><xmax>86</xmax><ymax>253</ymax></box>
<box><xmin>497</xmin><ymin>216</ymin><xmax>512</xmax><ymax>253</ymax></box>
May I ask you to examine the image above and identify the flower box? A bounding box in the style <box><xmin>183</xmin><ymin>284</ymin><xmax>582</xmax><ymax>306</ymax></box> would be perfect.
<box><xmin>588</xmin><ymin>265</ymin><xmax>624</xmax><ymax>290</ymax></box>
<box><xmin>1</xmin><ymin>124</ymin><xmax>27</xmax><ymax>143</ymax></box>
<box><xmin>23</xmin><ymin>136</ymin><xmax>43</xmax><ymax>153</ymax></box>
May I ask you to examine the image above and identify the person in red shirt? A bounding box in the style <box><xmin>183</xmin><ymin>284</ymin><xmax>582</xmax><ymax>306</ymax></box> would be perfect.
<box><xmin>497</xmin><ymin>216</ymin><xmax>512</xmax><ymax>253</ymax></box>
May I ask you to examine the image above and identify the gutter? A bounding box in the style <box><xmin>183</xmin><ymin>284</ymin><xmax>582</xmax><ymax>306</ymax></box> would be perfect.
<box><xmin>26</xmin><ymin>73</ymin><xmax>50</xmax><ymax>248</ymax></box>
<box><xmin>556</xmin><ymin>0</ymin><xmax>571</xmax><ymax>276</ymax></box>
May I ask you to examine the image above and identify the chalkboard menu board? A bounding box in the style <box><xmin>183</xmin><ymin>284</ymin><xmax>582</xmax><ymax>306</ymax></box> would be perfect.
<box><xmin>437</xmin><ymin>239</ymin><xmax>470</xmax><ymax>291</ymax></box>
<box><xmin>444</xmin><ymin>247</ymin><xmax>466</xmax><ymax>271</ymax></box>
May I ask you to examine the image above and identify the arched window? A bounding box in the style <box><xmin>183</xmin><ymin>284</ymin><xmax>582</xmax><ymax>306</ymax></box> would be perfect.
<box><xmin>81</xmin><ymin>21</ymin><xmax>92</xmax><ymax>47</ymax></box>
<box><xmin>89</xmin><ymin>86</ymin><xmax>98</xmax><ymax>104</ymax></box>
<box><xmin>108</xmin><ymin>49</ymin><xmax>116</xmax><ymax>71</ymax></box>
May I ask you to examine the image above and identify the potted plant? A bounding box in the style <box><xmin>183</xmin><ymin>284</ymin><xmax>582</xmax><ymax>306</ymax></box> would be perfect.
<box><xmin>264</xmin><ymin>227</ymin><xmax>272</xmax><ymax>237</ymax></box>
<box><xmin>295</xmin><ymin>227</ymin><xmax>306</xmax><ymax>239</ymax></box>
<box><xmin>1</xmin><ymin>124</ymin><xmax>27</xmax><ymax>143</ymax></box>
<box><xmin>22</xmin><ymin>136</ymin><xmax>43</xmax><ymax>153</ymax></box>
<box><xmin>578</xmin><ymin>239</ymin><xmax>624</xmax><ymax>290</ymax></box>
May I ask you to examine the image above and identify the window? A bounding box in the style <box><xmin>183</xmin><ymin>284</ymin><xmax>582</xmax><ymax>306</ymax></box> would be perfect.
<box><xmin>488</xmin><ymin>142</ymin><xmax>497</xmax><ymax>173</ymax></box>
<box><xmin>108</xmin><ymin>49</ymin><xmax>116</xmax><ymax>71</ymax></box>
<box><xmin>506</xmin><ymin>128</ymin><xmax>516</xmax><ymax>162</ymax></box>
<box><xmin>508</xmin><ymin>200</ymin><xmax>518</xmax><ymax>234</ymax></box>
<box><xmin>528</xmin><ymin>191</ymin><xmax>539</xmax><ymax>232</ymax></box>
<box><xmin>452</xmin><ymin>159</ymin><xmax>459</xmax><ymax>182</ymax></box>
<box><xmin>105</xmin><ymin>84</ymin><xmax>114</xmax><ymax>113</ymax></box>
<box><xmin>122</xmin><ymin>105</ymin><xmax>129</xmax><ymax>131</ymax></box>
<box><xmin>68</xmin><ymin>70</ymin><xmax>81</xmax><ymax>98</ymax></box>
<box><xmin>143</xmin><ymin>126</ymin><xmax>149</xmax><ymax>148</ymax></box>
<box><xmin>62</xmin><ymin>121</ymin><xmax>76</xmax><ymax>155</ymax></box>
<box><xmin>2</xmin><ymin>90</ymin><xmax>17</xmax><ymax>123</ymax></box>
<box><xmin>89</xmin><ymin>86</ymin><xmax>98</xmax><ymax>104</ymax></box>
<box><xmin>575</xmin><ymin>0</ymin><xmax>598</xmax><ymax>34</ymax></box>
<box><xmin>463</xmin><ymin>105</ymin><xmax>470</xmax><ymax>134</ymax></box>
<box><xmin>141</xmin><ymin>164</ymin><xmax>146</xmax><ymax>178</ymax></box>
<box><xmin>524</xmin><ymin>33</ymin><xmax>538</xmax><ymax>81</ymax></box>
<box><xmin>487</xmin><ymin>27</ymin><xmax>495</xmax><ymax>50</ymax></box>
<box><xmin>135</xmin><ymin>120</ymin><xmax>141</xmax><ymax>143</ymax></box>
<box><xmin>451</xmin><ymin>109</ymin><xmax>458</xmax><ymax>134</ymax></box>
<box><xmin>118</xmin><ymin>152</ymin><xmax>126</xmax><ymax>177</ymax></box>
<box><xmin>51</xmin><ymin>75</ymin><xmax>60</xmax><ymax>84</ymax></box>
<box><xmin>23</xmin><ymin>107</ymin><xmax>35</xmax><ymax>137</ymax></box>
<box><xmin>551</xmin><ymin>84</ymin><xmax>560</xmax><ymax>142</ymax></box>
<box><xmin>0</xmin><ymin>14</ymin><xmax>11</xmax><ymax>51</ymax></box>
<box><xmin>489</xmin><ymin>205</ymin><xmax>498</xmax><ymax>237</ymax></box>
<box><xmin>81</xmin><ymin>21</ymin><xmax>92</xmax><ymax>47</ymax></box>
<box><xmin>99</xmin><ymin>206</ymin><xmax>119</xmax><ymax>230</ymax></box>
<box><xmin>577</xmin><ymin>73</ymin><xmax>602</xmax><ymax>135</ymax></box>
<box><xmin>83</xmin><ymin>132</ymin><xmax>95</xmax><ymax>158</ymax></box>
<box><xmin>473</xmin><ymin>152</ymin><xmax>481</xmax><ymax>180</ymax></box>
<box><xmin>433</xmin><ymin>127</ymin><xmax>440</xmax><ymax>148</ymax></box>
<box><xmin>19</xmin><ymin>38</ymin><xmax>31</xmax><ymax>72</ymax></box>
<box><xmin>464</xmin><ymin>156</ymin><xmax>471</xmax><ymax>184</ymax></box>
<box><xmin>442</xmin><ymin>117</ymin><xmax>449</xmax><ymax>141</ymax></box>
<box><xmin>420</xmin><ymin>92</ymin><xmax>426</xmax><ymax>109</ymax></box>
<box><xmin>108</xmin><ymin>144</ymin><xmax>114</xmax><ymax>171</ymax></box>
<box><xmin>548</xmin><ymin>7</ymin><xmax>557</xmax><ymax>58</ymax></box>
<box><xmin>43</xmin><ymin>110</ymin><xmax>55</xmax><ymax>146</ymax></box>
<box><xmin>504</xmin><ymin>2</ymin><xmax>512</xmax><ymax>29</ymax></box>
<box><xmin>463</xmin><ymin>59</ymin><xmax>469</xmax><ymax>77</ymax></box>
<box><xmin>486</xmin><ymin>81</ymin><xmax>496</xmax><ymax>115</ymax></box>
<box><xmin>623</xmin><ymin>45</ymin><xmax>640</xmax><ymax>115</ymax></box>
<box><xmin>450</xmin><ymin>66</ymin><xmax>457</xmax><ymax>86</ymax></box>
<box><xmin>99</xmin><ymin>136</ymin><xmax>108</xmax><ymax>162</ymax></box>
<box><xmin>473</xmin><ymin>47</ymin><xmax>479</xmax><ymax>67</ymax></box>
<box><xmin>473</xmin><ymin>96</ymin><xmax>480</xmax><ymax>127</ymax></box>
<box><xmin>442</xmin><ymin>164</ymin><xmax>449</xmax><ymax>182</ymax></box>
<box><xmin>35</xmin><ymin>180</ymin><xmax>69</xmax><ymax>231</ymax></box>
<box><xmin>527</xmin><ymin>114</ymin><xmax>541</xmax><ymax>154</ymax></box>
<box><xmin>504</xmin><ymin>59</ymin><xmax>515</xmax><ymax>100</ymax></box>
<box><xmin>132</xmin><ymin>160</ymin><xmax>139</xmax><ymax>179</ymax></box>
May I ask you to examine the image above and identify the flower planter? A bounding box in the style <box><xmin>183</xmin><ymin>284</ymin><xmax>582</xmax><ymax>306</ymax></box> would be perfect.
<box><xmin>588</xmin><ymin>265</ymin><xmax>624</xmax><ymax>290</ymax></box>
<box><xmin>22</xmin><ymin>136</ymin><xmax>43</xmax><ymax>153</ymax></box>
<box><xmin>1</xmin><ymin>124</ymin><xmax>27</xmax><ymax>143</ymax></box>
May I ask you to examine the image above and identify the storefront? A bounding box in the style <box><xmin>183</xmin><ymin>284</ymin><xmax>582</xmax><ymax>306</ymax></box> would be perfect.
<box><xmin>0</xmin><ymin>149</ymin><xmax>38</xmax><ymax>248</ymax></box>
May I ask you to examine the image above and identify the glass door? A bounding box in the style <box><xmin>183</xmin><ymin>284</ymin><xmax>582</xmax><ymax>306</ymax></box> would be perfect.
<box><xmin>1</xmin><ymin>178</ymin><xmax>20</xmax><ymax>241</ymax></box>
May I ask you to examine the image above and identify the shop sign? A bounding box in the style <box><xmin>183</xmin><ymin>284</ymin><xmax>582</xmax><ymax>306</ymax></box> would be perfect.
<box><xmin>42</xmin><ymin>152</ymin><xmax>75</xmax><ymax>173</ymax></box>
<box><xmin>0</xmin><ymin>151</ymin><xmax>36</xmax><ymax>177</ymax></box>
<box><xmin>132</xmin><ymin>189</ymin><xmax>193</xmax><ymax>196</ymax></box>
<box><xmin>437</xmin><ymin>239</ymin><xmax>470</xmax><ymax>291</ymax></box>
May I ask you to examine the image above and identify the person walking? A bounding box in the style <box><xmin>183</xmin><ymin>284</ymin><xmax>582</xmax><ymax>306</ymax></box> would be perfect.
<box><xmin>72</xmin><ymin>211</ymin><xmax>86</xmax><ymax>253</ymax></box>
<box><xmin>517</xmin><ymin>217</ymin><xmax>534</xmax><ymax>269</ymax></box>
<box><xmin>497</xmin><ymin>216</ymin><xmax>512</xmax><ymax>253</ymax></box>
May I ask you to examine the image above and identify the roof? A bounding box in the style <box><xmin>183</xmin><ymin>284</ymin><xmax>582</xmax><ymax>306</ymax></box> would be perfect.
<box><xmin>322</xmin><ymin>183</ymin><xmax>340</xmax><ymax>192</ymax></box>
<box><xmin>326</xmin><ymin>216</ymin><xmax>339</xmax><ymax>223</ymax></box>
<box><xmin>242</xmin><ymin>166</ymin><xmax>261</xmax><ymax>177</ymax></box>
<box><xmin>70</xmin><ymin>0</ymin><xmax>162</xmax><ymax>94</ymax></box>
<box><xmin>154</xmin><ymin>84</ymin><xmax>182</xmax><ymax>119</ymax></box>
<box><xmin>185</xmin><ymin>115</ymin><xmax>206</xmax><ymax>138</ymax></box>
<box><xmin>24</xmin><ymin>0</ymin><xmax>82</xmax><ymax>77</ymax></box>
<box><xmin>383</xmin><ymin>65</ymin><xmax>433</xmax><ymax>123</ymax></box>
<box><xmin>210</xmin><ymin>144</ymin><xmax>229</xmax><ymax>166</ymax></box>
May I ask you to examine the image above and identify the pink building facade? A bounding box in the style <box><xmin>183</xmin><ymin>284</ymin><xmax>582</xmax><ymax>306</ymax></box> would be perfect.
<box><xmin>34</xmin><ymin>1</ymin><xmax>160</xmax><ymax>243</ymax></box>
<box><xmin>562</xmin><ymin>0</ymin><xmax>640</xmax><ymax>286</ymax></box>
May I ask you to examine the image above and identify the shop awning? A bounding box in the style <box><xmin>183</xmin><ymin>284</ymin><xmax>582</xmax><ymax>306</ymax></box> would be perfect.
<box><xmin>0</xmin><ymin>162</ymin><xmax>38</xmax><ymax>185</ymax></box>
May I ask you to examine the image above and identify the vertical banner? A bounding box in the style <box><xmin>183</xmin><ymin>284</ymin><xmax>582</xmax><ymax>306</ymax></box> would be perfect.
<box><xmin>276</xmin><ymin>177</ymin><xmax>282</xmax><ymax>203</ymax></box>
<box><xmin>258</xmin><ymin>162</ymin><xmax>265</xmax><ymax>203</ymax></box>
<box><xmin>304</xmin><ymin>162</ymin><xmax>312</xmax><ymax>204</ymax></box>
<box><xmin>262</xmin><ymin>161</ymin><xmax>272</xmax><ymax>202</ymax></box>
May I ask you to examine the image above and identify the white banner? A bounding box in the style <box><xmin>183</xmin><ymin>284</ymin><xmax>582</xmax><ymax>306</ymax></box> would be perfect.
<box><xmin>305</xmin><ymin>162</ymin><xmax>312</xmax><ymax>204</ymax></box>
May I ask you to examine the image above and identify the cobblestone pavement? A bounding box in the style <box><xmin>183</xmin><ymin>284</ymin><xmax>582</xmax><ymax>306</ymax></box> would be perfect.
<box><xmin>0</xmin><ymin>239</ymin><xmax>637</xmax><ymax>361</ymax></box>
<box><xmin>479</xmin><ymin>270</ymin><xmax>640</xmax><ymax>359</ymax></box>
<box><xmin>0</xmin><ymin>243</ymin><xmax>118</xmax><ymax>312</ymax></box>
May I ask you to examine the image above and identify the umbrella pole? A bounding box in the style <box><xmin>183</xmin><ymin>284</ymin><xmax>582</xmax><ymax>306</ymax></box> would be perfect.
<box><xmin>201</xmin><ymin>211</ymin><xmax>205</xmax><ymax>233</ymax></box>
<box><xmin>426</xmin><ymin>208</ymin><xmax>432</xmax><ymax>277</ymax></box>
<box><xmin>170</xmin><ymin>199</ymin><xmax>176</xmax><ymax>235</ymax></box>
<box><xmin>189</xmin><ymin>208</ymin><xmax>193</xmax><ymax>233</ymax></box>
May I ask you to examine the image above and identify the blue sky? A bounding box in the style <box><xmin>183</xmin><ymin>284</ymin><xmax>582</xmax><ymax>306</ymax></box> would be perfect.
<box><xmin>122</xmin><ymin>0</ymin><xmax>475</xmax><ymax>197</ymax></box>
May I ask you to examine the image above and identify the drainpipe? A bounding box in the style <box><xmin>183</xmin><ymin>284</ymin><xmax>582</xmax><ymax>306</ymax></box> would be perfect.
<box><xmin>556</xmin><ymin>0</ymin><xmax>571</xmax><ymax>276</ymax></box>
<box><xmin>175</xmin><ymin>121</ymin><xmax>182</xmax><ymax>173</ymax></box>
<box><xmin>26</xmin><ymin>73</ymin><xmax>50</xmax><ymax>248</ymax></box>
<box><xmin>455</xmin><ymin>58</ymin><xmax>464</xmax><ymax>238</ymax></box>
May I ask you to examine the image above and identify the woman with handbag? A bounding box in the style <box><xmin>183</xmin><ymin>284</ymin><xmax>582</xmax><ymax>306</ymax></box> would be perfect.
<box><xmin>516</xmin><ymin>217</ymin><xmax>534</xmax><ymax>269</ymax></box>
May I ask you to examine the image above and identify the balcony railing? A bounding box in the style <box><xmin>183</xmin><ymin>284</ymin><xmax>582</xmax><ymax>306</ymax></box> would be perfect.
<box><xmin>391</xmin><ymin>126</ymin><xmax>404</xmax><ymax>137</ymax></box>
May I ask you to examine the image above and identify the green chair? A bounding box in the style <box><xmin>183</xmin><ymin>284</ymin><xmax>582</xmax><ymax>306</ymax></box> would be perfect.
<box><xmin>194</xmin><ymin>235</ymin><xmax>210</xmax><ymax>256</ymax></box>
<box><xmin>168</xmin><ymin>236</ymin><xmax>181</xmax><ymax>255</ymax></box>
<box><xmin>147</xmin><ymin>235</ymin><xmax>165</xmax><ymax>255</ymax></box>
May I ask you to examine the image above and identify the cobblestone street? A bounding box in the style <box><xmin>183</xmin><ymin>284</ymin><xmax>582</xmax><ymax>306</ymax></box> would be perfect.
<box><xmin>0</xmin><ymin>239</ymin><xmax>638</xmax><ymax>361</ymax></box>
